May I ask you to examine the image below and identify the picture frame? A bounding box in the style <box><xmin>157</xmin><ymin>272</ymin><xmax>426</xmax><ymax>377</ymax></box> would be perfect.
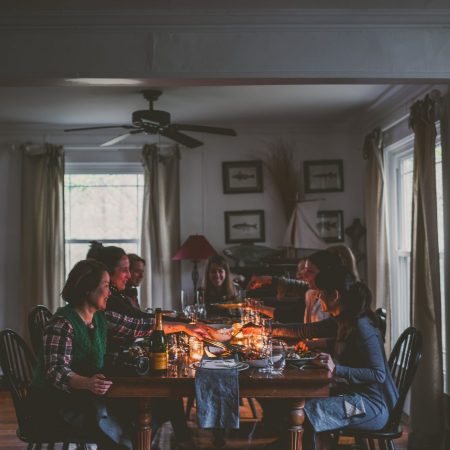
<box><xmin>224</xmin><ymin>210</ymin><xmax>265</xmax><ymax>244</ymax></box>
<box><xmin>304</xmin><ymin>159</ymin><xmax>344</xmax><ymax>193</ymax></box>
<box><xmin>316</xmin><ymin>210</ymin><xmax>344</xmax><ymax>243</ymax></box>
<box><xmin>222</xmin><ymin>160</ymin><xmax>263</xmax><ymax>194</ymax></box>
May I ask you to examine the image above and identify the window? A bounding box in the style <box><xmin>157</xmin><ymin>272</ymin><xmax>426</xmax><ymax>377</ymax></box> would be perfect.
<box><xmin>64</xmin><ymin>171</ymin><xmax>144</xmax><ymax>275</ymax></box>
<box><xmin>385</xmin><ymin>136</ymin><xmax>414</xmax><ymax>345</ymax></box>
<box><xmin>386</xmin><ymin>128</ymin><xmax>446</xmax><ymax>390</ymax></box>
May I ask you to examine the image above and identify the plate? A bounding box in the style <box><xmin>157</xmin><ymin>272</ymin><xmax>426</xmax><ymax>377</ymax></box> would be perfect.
<box><xmin>190</xmin><ymin>361</ymin><xmax>249</xmax><ymax>371</ymax></box>
<box><xmin>286</xmin><ymin>350</ymin><xmax>318</xmax><ymax>362</ymax></box>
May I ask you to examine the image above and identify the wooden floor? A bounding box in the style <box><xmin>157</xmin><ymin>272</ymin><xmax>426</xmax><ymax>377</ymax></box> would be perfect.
<box><xmin>0</xmin><ymin>390</ymin><xmax>408</xmax><ymax>449</ymax></box>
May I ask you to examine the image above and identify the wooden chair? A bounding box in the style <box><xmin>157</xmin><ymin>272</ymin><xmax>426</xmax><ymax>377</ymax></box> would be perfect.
<box><xmin>0</xmin><ymin>328</ymin><xmax>92</xmax><ymax>450</ymax></box>
<box><xmin>28</xmin><ymin>305</ymin><xmax>52</xmax><ymax>355</ymax></box>
<box><xmin>375</xmin><ymin>307</ymin><xmax>387</xmax><ymax>342</ymax></box>
<box><xmin>332</xmin><ymin>326</ymin><xmax>422</xmax><ymax>450</ymax></box>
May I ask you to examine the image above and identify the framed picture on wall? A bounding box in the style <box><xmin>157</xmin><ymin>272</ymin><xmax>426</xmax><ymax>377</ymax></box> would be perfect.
<box><xmin>224</xmin><ymin>210</ymin><xmax>265</xmax><ymax>243</ymax></box>
<box><xmin>222</xmin><ymin>160</ymin><xmax>263</xmax><ymax>194</ymax></box>
<box><xmin>304</xmin><ymin>159</ymin><xmax>344</xmax><ymax>193</ymax></box>
<box><xmin>316</xmin><ymin>210</ymin><xmax>344</xmax><ymax>243</ymax></box>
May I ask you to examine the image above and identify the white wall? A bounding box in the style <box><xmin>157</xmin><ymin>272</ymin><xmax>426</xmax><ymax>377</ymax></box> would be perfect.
<box><xmin>179</xmin><ymin>126</ymin><xmax>365</xmax><ymax>296</ymax></box>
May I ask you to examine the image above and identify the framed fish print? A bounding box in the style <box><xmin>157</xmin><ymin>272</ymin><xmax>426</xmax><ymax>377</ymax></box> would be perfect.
<box><xmin>304</xmin><ymin>159</ymin><xmax>344</xmax><ymax>193</ymax></box>
<box><xmin>316</xmin><ymin>210</ymin><xmax>344</xmax><ymax>243</ymax></box>
<box><xmin>224</xmin><ymin>210</ymin><xmax>265</xmax><ymax>244</ymax></box>
<box><xmin>222</xmin><ymin>160</ymin><xmax>263</xmax><ymax>194</ymax></box>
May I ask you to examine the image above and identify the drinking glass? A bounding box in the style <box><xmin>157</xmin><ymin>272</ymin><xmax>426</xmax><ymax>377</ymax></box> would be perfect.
<box><xmin>258</xmin><ymin>338</ymin><xmax>273</xmax><ymax>373</ymax></box>
<box><xmin>270</xmin><ymin>339</ymin><xmax>287</xmax><ymax>375</ymax></box>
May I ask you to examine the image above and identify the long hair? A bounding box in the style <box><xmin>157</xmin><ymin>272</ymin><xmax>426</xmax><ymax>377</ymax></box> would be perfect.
<box><xmin>62</xmin><ymin>259</ymin><xmax>108</xmax><ymax>307</ymax></box>
<box><xmin>203</xmin><ymin>255</ymin><xmax>236</xmax><ymax>302</ymax></box>
<box><xmin>327</xmin><ymin>244</ymin><xmax>360</xmax><ymax>281</ymax></box>
<box><xmin>315</xmin><ymin>265</ymin><xmax>377</xmax><ymax>341</ymax></box>
<box><xmin>87</xmin><ymin>241</ymin><xmax>126</xmax><ymax>276</ymax></box>
<box><xmin>307</xmin><ymin>250</ymin><xmax>341</xmax><ymax>272</ymax></box>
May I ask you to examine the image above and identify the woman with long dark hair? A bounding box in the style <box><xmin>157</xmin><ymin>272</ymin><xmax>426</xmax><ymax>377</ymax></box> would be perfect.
<box><xmin>203</xmin><ymin>254</ymin><xmax>237</xmax><ymax>317</ymax></box>
<box><xmin>244</xmin><ymin>265</ymin><xmax>398</xmax><ymax>449</ymax></box>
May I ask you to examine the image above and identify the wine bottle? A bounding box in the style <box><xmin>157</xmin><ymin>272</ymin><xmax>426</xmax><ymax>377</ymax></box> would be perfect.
<box><xmin>149</xmin><ymin>308</ymin><xmax>168</xmax><ymax>372</ymax></box>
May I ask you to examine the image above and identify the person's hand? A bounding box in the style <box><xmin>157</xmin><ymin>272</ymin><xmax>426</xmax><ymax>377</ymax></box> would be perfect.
<box><xmin>247</xmin><ymin>275</ymin><xmax>272</xmax><ymax>290</ymax></box>
<box><xmin>181</xmin><ymin>323</ymin><xmax>210</xmax><ymax>340</ymax></box>
<box><xmin>86</xmin><ymin>374</ymin><xmax>112</xmax><ymax>395</ymax></box>
<box><xmin>295</xmin><ymin>340</ymin><xmax>310</xmax><ymax>352</ymax></box>
<box><xmin>196</xmin><ymin>323</ymin><xmax>233</xmax><ymax>342</ymax></box>
<box><xmin>311</xmin><ymin>353</ymin><xmax>335</xmax><ymax>374</ymax></box>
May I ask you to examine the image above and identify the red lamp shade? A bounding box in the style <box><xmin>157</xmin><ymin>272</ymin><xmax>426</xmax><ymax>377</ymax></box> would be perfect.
<box><xmin>172</xmin><ymin>235</ymin><xmax>216</xmax><ymax>261</ymax></box>
<box><xmin>173</xmin><ymin>235</ymin><xmax>217</xmax><ymax>296</ymax></box>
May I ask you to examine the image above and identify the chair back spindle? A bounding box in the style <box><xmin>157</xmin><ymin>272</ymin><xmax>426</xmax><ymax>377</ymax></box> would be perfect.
<box><xmin>28</xmin><ymin>305</ymin><xmax>52</xmax><ymax>355</ymax></box>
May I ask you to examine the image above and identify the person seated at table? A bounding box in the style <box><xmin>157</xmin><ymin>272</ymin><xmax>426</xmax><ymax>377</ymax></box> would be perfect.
<box><xmin>123</xmin><ymin>253</ymin><xmax>146</xmax><ymax>310</ymax></box>
<box><xmin>248</xmin><ymin>250</ymin><xmax>339</xmax><ymax>325</ymax></box>
<box><xmin>28</xmin><ymin>259</ymin><xmax>204</xmax><ymax>450</ymax></box>
<box><xmin>244</xmin><ymin>265</ymin><xmax>398</xmax><ymax>450</ymax></box>
<box><xmin>327</xmin><ymin>244</ymin><xmax>360</xmax><ymax>281</ymax></box>
<box><xmin>203</xmin><ymin>254</ymin><xmax>238</xmax><ymax>317</ymax></box>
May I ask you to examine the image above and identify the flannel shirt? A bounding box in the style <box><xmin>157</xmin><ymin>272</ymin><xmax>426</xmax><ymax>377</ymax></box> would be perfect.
<box><xmin>42</xmin><ymin>310</ymin><xmax>154</xmax><ymax>392</ymax></box>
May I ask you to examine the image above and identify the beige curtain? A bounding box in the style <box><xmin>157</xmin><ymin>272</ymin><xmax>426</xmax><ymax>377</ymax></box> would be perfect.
<box><xmin>364</xmin><ymin>128</ymin><xmax>391</xmax><ymax>350</ymax></box>
<box><xmin>409</xmin><ymin>95</ymin><xmax>445</xmax><ymax>449</ymax></box>
<box><xmin>20</xmin><ymin>144</ymin><xmax>65</xmax><ymax>335</ymax></box>
<box><xmin>140</xmin><ymin>144</ymin><xmax>181</xmax><ymax>310</ymax></box>
<box><xmin>439</xmin><ymin>94</ymin><xmax>450</xmax><ymax>448</ymax></box>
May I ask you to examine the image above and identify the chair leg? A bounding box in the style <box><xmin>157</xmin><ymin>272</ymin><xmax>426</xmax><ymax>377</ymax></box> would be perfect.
<box><xmin>47</xmin><ymin>444</ymin><xmax>55</xmax><ymax>450</ymax></box>
<box><xmin>26</xmin><ymin>444</ymin><xmax>34</xmax><ymax>450</ymax></box>
<box><xmin>378</xmin><ymin>439</ymin><xmax>388</xmax><ymax>450</ymax></box>
<box><xmin>247</xmin><ymin>397</ymin><xmax>258</xmax><ymax>419</ymax></box>
<box><xmin>367</xmin><ymin>438</ymin><xmax>376</xmax><ymax>450</ymax></box>
<box><xmin>62</xmin><ymin>442</ymin><xmax>70</xmax><ymax>450</ymax></box>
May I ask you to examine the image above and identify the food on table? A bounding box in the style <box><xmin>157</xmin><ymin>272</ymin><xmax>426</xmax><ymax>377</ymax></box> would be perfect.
<box><xmin>286</xmin><ymin>349</ymin><xmax>318</xmax><ymax>360</ymax></box>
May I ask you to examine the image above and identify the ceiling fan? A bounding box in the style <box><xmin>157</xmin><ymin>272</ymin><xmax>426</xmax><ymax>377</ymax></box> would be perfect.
<box><xmin>64</xmin><ymin>90</ymin><xmax>237</xmax><ymax>148</ymax></box>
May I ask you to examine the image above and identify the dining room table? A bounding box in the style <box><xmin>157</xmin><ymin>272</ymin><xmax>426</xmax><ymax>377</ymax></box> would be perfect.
<box><xmin>107</xmin><ymin>363</ymin><xmax>332</xmax><ymax>450</ymax></box>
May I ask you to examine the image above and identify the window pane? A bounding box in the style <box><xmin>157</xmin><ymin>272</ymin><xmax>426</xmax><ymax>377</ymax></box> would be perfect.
<box><xmin>64</xmin><ymin>173</ymin><xmax>144</xmax><ymax>275</ymax></box>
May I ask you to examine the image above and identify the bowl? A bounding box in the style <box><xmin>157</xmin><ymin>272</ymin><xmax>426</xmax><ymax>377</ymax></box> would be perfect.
<box><xmin>246</xmin><ymin>354</ymin><xmax>283</xmax><ymax>368</ymax></box>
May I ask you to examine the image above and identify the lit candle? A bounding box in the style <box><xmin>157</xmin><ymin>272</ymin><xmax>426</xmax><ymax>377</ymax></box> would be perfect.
<box><xmin>189</xmin><ymin>336</ymin><xmax>203</xmax><ymax>363</ymax></box>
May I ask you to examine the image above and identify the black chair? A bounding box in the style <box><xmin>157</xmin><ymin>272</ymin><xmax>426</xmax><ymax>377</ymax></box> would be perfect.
<box><xmin>332</xmin><ymin>326</ymin><xmax>422</xmax><ymax>450</ymax></box>
<box><xmin>375</xmin><ymin>307</ymin><xmax>387</xmax><ymax>342</ymax></box>
<box><xmin>28</xmin><ymin>305</ymin><xmax>52</xmax><ymax>355</ymax></box>
<box><xmin>0</xmin><ymin>328</ymin><xmax>92</xmax><ymax>450</ymax></box>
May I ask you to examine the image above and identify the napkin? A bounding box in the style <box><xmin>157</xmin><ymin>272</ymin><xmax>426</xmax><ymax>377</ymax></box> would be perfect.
<box><xmin>195</xmin><ymin>359</ymin><xmax>239</xmax><ymax>429</ymax></box>
<box><xmin>200</xmin><ymin>358</ymin><xmax>238</xmax><ymax>369</ymax></box>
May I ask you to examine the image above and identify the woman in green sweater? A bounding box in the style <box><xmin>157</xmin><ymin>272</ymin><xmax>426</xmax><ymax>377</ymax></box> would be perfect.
<box><xmin>29</xmin><ymin>259</ymin><xmax>205</xmax><ymax>449</ymax></box>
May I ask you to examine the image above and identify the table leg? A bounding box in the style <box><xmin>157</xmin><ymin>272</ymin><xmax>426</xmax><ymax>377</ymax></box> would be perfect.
<box><xmin>137</xmin><ymin>398</ymin><xmax>152</xmax><ymax>450</ymax></box>
<box><xmin>289</xmin><ymin>399</ymin><xmax>305</xmax><ymax>450</ymax></box>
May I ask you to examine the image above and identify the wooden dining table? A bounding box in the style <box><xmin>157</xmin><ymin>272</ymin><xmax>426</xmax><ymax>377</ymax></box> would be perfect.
<box><xmin>107</xmin><ymin>364</ymin><xmax>332</xmax><ymax>450</ymax></box>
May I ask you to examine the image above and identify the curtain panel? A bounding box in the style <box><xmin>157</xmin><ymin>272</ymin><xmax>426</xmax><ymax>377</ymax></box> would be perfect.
<box><xmin>364</xmin><ymin>128</ymin><xmax>391</xmax><ymax>351</ymax></box>
<box><xmin>439</xmin><ymin>93</ymin><xmax>450</xmax><ymax>448</ymax></box>
<box><xmin>140</xmin><ymin>144</ymin><xmax>181</xmax><ymax>310</ymax></box>
<box><xmin>409</xmin><ymin>95</ymin><xmax>445</xmax><ymax>449</ymax></box>
<box><xmin>20</xmin><ymin>144</ymin><xmax>65</xmax><ymax>335</ymax></box>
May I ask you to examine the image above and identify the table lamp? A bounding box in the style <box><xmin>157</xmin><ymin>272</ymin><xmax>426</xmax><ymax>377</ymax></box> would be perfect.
<box><xmin>172</xmin><ymin>234</ymin><xmax>217</xmax><ymax>295</ymax></box>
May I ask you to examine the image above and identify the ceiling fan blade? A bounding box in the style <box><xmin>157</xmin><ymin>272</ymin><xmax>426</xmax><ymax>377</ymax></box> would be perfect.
<box><xmin>64</xmin><ymin>125</ymin><xmax>136</xmax><ymax>132</ymax></box>
<box><xmin>100</xmin><ymin>129</ymin><xmax>143</xmax><ymax>147</ymax></box>
<box><xmin>160</xmin><ymin>128</ymin><xmax>204</xmax><ymax>148</ymax></box>
<box><xmin>172</xmin><ymin>124</ymin><xmax>236</xmax><ymax>136</ymax></box>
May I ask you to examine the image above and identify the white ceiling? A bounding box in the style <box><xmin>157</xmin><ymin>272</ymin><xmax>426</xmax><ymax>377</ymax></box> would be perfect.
<box><xmin>0</xmin><ymin>84</ymin><xmax>395</xmax><ymax>130</ymax></box>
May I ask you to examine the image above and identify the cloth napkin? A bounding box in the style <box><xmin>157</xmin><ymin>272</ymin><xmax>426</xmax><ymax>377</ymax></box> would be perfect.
<box><xmin>195</xmin><ymin>358</ymin><xmax>239</xmax><ymax>429</ymax></box>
